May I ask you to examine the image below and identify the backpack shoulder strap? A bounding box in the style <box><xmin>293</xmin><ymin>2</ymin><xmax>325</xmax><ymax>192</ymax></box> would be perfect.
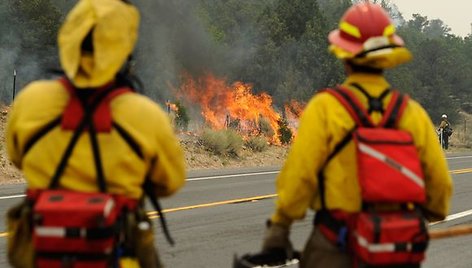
<box><xmin>60</xmin><ymin>77</ymin><xmax>133</xmax><ymax>132</ymax></box>
<box><xmin>316</xmin><ymin>87</ymin><xmax>367</xmax><ymax>210</ymax></box>
<box><xmin>379</xmin><ymin>90</ymin><xmax>409</xmax><ymax>128</ymax></box>
<box><xmin>321</xmin><ymin>87</ymin><xmax>374</xmax><ymax>127</ymax></box>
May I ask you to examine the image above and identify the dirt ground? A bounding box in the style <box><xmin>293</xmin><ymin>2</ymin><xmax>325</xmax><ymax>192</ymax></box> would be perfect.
<box><xmin>181</xmin><ymin>133</ymin><xmax>289</xmax><ymax>170</ymax></box>
<box><xmin>0</xmin><ymin>107</ymin><xmax>289</xmax><ymax>185</ymax></box>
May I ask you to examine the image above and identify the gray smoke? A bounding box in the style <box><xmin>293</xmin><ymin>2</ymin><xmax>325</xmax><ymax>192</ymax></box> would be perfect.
<box><xmin>0</xmin><ymin>0</ymin><xmax>63</xmax><ymax>104</ymax></box>
<box><xmin>133</xmin><ymin>0</ymin><xmax>248</xmax><ymax>101</ymax></box>
<box><xmin>0</xmin><ymin>0</ymin><xmax>258</xmax><ymax>104</ymax></box>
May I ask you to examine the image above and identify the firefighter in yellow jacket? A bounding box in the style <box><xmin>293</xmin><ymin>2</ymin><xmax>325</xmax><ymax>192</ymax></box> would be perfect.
<box><xmin>6</xmin><ymin>0</ymin><xmax>185</xmax><ymax>267</ymax></box>
<box><xmin>260</xmin><ymin>3</ymin><xmax>453</xmax><ymax>268</ymax></box>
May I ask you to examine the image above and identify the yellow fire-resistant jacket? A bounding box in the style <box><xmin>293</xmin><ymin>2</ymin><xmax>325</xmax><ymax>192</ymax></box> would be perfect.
<box><xmin>6</xmin><ymin>80</ymin><xmax>186</xmax><ymax>199</ymax></box>
<box><xmin>271</xmin><ymin>73</ymin><xmax>453</xmax><ymax>226</ymax></box>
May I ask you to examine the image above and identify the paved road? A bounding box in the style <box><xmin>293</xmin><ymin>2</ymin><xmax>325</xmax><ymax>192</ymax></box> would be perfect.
<box><xmin>0</xmin><ymin>153</ymin><xmax>471</xmax><ymax>267</ymax></box>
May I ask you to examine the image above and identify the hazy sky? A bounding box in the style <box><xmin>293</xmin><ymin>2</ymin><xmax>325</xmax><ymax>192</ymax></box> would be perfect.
<box><xmin>389</xmin><ymin>0</ymin><xmax>472</xmax><ymax>37</ymax></box>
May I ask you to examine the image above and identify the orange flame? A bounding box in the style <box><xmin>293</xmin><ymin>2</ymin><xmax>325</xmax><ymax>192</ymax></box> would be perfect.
<box><xmin>166</xmin><ymin>101</ymin><xmax>179</xmax><ymax>112</ymax></box>
<box><xmin>176</xmin><ymin>73</ymin><xmax>282</xmax><ymax>143</ymax></box>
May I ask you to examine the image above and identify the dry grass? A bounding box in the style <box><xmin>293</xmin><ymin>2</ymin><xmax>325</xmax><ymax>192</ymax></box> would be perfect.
<box><xmin>0</xmin><ymin>105</ymin><xmax>23</xmax><ymax>185</ymax></box>
<box><xmin>199</xmin><ymin>129</ymin><xmax>243</xmax><ymax>157</ymax></box>
<box><xmin>181</xmin><ymin>133</ymin><xmax>288</xmax><ymax>170</ymax></box>
<box><xmin>245</xmin><ymin>136</ymin><xmax>269</xmax><ymax>152</ymax></box>
<box><xmin>449</xmin><ymin>112</ymin><xmax>472</xmax><ymax>149</ymax></box>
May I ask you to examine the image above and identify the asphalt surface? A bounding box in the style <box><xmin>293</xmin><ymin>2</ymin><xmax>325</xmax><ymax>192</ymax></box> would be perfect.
<box><xmin>0</xmin><ymin>153</ymin><xmax>471</xmax><ymax>267</ymax></box>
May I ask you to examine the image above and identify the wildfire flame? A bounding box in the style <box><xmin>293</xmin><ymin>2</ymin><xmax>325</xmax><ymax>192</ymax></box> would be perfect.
<box><xmin>166</xmin><ymin>100</ymin><xmax>179</xmax><ymax>113</ymax></box>
<box><xmin>176</xmin><ymin>73</ymin><xmax>282</xmax><ymax>143</ymax></box>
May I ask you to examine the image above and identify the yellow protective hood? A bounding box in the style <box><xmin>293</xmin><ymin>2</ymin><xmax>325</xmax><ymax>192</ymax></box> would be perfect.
<box><xmin>58</xmin><ymin>0</ymin><xmax>140</xmax><ymax>88</ymax></box>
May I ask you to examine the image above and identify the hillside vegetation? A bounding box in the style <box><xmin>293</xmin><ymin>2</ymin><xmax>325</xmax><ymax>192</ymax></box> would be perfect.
<box><xmin>0</xmin><ymin>0</ymin><xmax>471</xmax><ymax>123</ymax></box>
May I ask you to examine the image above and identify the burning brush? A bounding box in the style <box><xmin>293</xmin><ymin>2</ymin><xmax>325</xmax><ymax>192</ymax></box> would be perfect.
<box><xmin>174</xmin><ymin>73</ymin><xmax>305</xmax><ymax>144</ymax></box>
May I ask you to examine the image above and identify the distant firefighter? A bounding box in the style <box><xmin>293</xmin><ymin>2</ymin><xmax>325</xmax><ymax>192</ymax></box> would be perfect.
<box><xmin>437</xmin><ymin>114</ymin><xmax>453</xmax><ymax>149</ymax></box>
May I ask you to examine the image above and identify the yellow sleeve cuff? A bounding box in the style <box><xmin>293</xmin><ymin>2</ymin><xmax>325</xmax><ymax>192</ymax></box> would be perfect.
<box><xmin>271</xmin><ymin>212</ymin><xmax>294</xmax><ymax>228</ymax></box>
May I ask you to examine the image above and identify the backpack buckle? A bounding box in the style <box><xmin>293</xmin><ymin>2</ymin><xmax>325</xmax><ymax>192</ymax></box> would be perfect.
<box><xmin>368</xmin><ymin>98</ymin><xmax>384</xmax><ymax>113</ymax></box>
<box><xmin>336</xmin><ymin>226</ymin><xmax>348</xmax><ymax>251</ymax></box>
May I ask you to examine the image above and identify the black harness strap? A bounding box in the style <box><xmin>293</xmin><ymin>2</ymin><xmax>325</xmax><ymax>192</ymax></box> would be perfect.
<box><xmin>112</xmin><ymin>122</ymin><xmax>144</xmax><ymax>160</ymax></box>
<box><xmin>143</xmin><ymin>177</ymin><xmax>175</xmax><ymax>246</ymax></box>
<box><xmin>88</xmin><ymin>119</ymin><xmax>107</xmax><ymax>193</ymax></box>
<box><xmin>49</xmin><ymin>85</ymin><xmax>116</xmax><ymax>190</ymax></box>
<box><xmin>318</xmin><ymin>127</ymin><xmax>356</xmax><ymax>210</ymax></box>
<box><xmin>22</xmin><ymin>116</ymin><xmax>62</xmax><ymax>157</ymax></box>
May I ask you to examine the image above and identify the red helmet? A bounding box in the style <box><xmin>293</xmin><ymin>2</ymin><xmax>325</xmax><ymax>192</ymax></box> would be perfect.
<box><xmin>328</xmin><ymin>3</ymin><xmax>411</xmax><ymax>68</ymax></box>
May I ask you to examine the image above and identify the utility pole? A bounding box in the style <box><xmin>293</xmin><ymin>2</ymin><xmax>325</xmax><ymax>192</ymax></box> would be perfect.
<box><xmin>12</xmin><ymin>69</ymin><xmax>17</xmax><ymax>101</ymax></box>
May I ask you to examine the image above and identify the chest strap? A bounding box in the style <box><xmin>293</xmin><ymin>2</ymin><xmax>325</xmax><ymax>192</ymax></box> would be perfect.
<box><xmin>350</xmin><ymin>83</ymin><xmax>390</xmax><ymax>114</ymax></box>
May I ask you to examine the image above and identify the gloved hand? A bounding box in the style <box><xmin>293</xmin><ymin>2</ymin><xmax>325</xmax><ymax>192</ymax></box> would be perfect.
<box><xmin>261</xmin><ymin>220</ymin><xmax>293</xmax><ymax>256</ymax></box>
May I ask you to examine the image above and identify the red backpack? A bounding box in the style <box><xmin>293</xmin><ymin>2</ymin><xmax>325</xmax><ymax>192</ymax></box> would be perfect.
<box><xmin>316</xmin><ymin>84</ymin><xmax>429</xmax><ymax>267</ymax></box>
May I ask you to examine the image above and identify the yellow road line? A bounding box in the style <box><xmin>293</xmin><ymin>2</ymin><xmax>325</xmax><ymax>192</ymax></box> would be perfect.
<box><xmin>0</xmin><ymin>194</ymin><xmax>277</xmax><ymax>237</ymax></box>
<box><xmin>450</xmin><ymin>168</ymin><xmax>472</xmax><ymax>175</ymax></box>
<box><xmin>147</xmin><ymin>194</ymin><xmax>277</xmax><ymax>219</ymax></box>
<box><xmin>0</xmin><ymin>168</ymin><xmax>471</xmax><ymax>238</ymax></box>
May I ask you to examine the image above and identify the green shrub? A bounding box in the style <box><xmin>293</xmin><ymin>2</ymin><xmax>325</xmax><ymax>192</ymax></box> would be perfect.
<box><xmin>245</xmin><ymin>136</ymin><xmax>268</xmax><ymax>152</ymax></box>
<box><xmin>200</xmin><ymin>129</ymin><xmax>243</xmax><ymax>156</ymax></box>
<box><xmin>175</xmin><ymin>101</ymin><xmax>189</xmax><ymax>131</ymax></box>
<box><xmin>225</xmin><ymin>129</ymin><xmax>244</xmax><ymax>155</ymax></box>
<box><xmin>277</xmin><ymin>117</ymin><xmax>293</xmax><ymax>144</ymax></box>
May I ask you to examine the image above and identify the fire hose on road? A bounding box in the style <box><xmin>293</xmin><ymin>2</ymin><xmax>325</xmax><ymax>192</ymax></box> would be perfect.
<box><xmin>429</xmin><ymin>224</ymin><xmax>472</xmax><ymax>240</ymax></box>
<box><xmin>233</xmin><ymin>225</ymin><xmax>472</xmax><ymax>268</ymax></box>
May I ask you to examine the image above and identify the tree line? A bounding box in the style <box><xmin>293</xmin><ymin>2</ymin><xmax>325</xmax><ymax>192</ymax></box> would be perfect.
<box><xmin>1</xmin><ymin>0</ymin><xmax>470</xmax><ymax>124</ymax></box>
